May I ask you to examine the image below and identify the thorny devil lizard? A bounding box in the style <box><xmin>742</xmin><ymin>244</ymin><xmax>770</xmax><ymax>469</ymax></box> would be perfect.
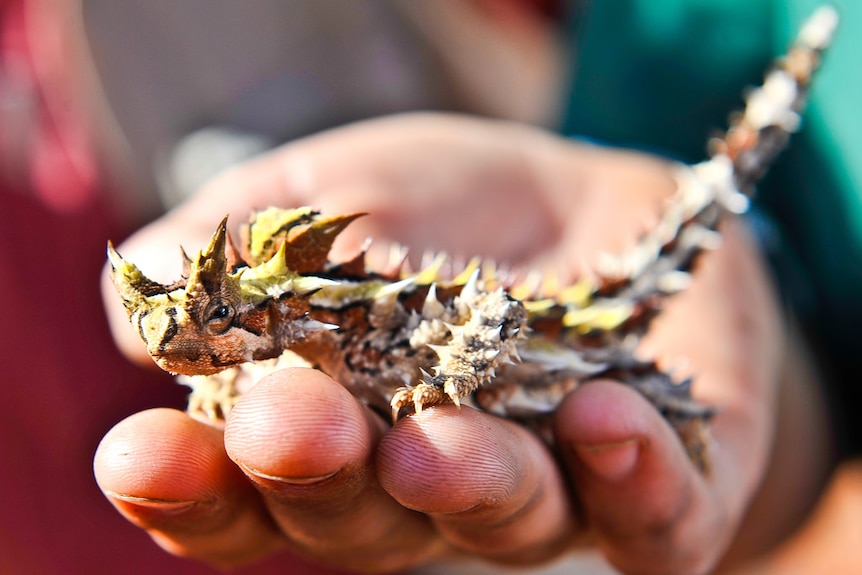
<box><xmin>108</xmin><ymin>8</ymin><xmax>836</xmax><ymax>474</ymax></box>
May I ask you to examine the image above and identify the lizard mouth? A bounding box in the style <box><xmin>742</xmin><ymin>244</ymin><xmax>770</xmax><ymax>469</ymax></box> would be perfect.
<box><xmin>152</xmin><ymin>350</ymin><xmax>228</xmax><ymax>377</ymax></box>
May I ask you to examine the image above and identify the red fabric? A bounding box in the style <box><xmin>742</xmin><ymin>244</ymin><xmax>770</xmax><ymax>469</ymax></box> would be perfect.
<box><xmin>0</xmin><ymin>2</ymin><xmax>341</xmax><ymax>573</ymax></box>
<box><xmin>1</xmin><ymin>0</ymin><xmax>97</xmax><ymax>213</ymax></box>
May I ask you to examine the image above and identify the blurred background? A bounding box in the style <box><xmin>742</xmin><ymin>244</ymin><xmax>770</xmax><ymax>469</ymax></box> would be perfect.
<box><xmin>1</xmin><ymin>1</ymin><xmax>860</xmax><ymax>573</ymax></box>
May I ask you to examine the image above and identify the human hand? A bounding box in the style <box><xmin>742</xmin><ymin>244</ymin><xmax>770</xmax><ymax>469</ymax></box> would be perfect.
<box><xmin>96</xmin><ymin>113</ymin><xmax>784</xmax><ymax>573</ymax></box>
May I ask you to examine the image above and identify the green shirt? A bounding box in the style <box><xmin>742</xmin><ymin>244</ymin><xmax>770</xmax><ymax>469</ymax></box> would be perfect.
<box><xmin>563</xmin><ymin>0</ymin><xmax>862</xmax><ymax>448</ymax></box>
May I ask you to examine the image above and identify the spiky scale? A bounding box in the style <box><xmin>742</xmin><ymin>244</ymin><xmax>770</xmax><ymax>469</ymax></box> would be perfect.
<box><xmin>422</xmin><ymin>284</ymin><xmax>446</xmax><ymax>318</ymax></box>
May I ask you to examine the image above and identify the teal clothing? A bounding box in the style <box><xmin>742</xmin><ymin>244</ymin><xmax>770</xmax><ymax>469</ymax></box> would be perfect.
<box><xmin>563</xmin><ymin>0</ymin><xmax>862</xmax><ymax>452</ymax></box>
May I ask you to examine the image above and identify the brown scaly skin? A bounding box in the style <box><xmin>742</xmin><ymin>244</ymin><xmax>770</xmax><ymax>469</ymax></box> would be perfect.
<box><xmin>108</xmin><ymin>7</ymin><xmax>837</xmax><ymax>474</ymax></box>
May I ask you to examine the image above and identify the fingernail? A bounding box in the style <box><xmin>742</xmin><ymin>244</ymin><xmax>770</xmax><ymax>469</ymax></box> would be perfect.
<box><xmin>572</xmin><ymin>438</ymin><xmax>641</xmax><ymax>482</ymax></box>
<box><xmin>105</xmin><ymin>492</ymin><xmax>197</xmax><ymax>515</ymax></box>
<box><xmin>238</xmin><ymin>463</ymin><xmax>339</xmax><ymax>485</ymax></box>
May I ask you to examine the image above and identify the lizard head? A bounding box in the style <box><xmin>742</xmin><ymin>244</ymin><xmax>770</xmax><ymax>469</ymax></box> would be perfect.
<box><xmin>108</xmin><ymin>215</ymin><xmax>337</xmax><ymax>375</ymax></box>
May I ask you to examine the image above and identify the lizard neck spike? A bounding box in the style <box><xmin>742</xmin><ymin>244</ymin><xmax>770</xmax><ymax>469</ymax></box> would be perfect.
<box><xmin>236</xmin><ymin>238</ymin><xmax>337</xmax><ymax>302</ymax></box>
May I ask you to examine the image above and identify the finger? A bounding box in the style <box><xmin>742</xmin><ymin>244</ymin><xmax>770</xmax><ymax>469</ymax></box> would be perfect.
<box><xmin>636</xmin><ymin>220</ymin><xmax>781</xmax><ymax>522</ymax></box>
<box><xmin>93</xmin><ymin>408</ymin><xmax>285</xmax><ymax>570</ymax></box>
<box><xmin>223</xmin><ymin>368</ymin><xmax>444</xmax><ymax>572</ymax></box>
<box><xmin>554</xmin><ymin>222</ymin><xmax>782</xmax><ymax>574</ymax></box>
<box><xmin>377</xmin><ymin>405</ymin><xmax>577</xmax><ymax>566</ymax></box>
<box><xmin>556</xmin><ymin>381</ymin><xmax>725</xmax><ymax>575</ymax></box>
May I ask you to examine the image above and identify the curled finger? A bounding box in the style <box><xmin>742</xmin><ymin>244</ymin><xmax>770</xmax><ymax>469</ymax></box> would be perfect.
<box><xmin>378</xmin><ymin>405</ymin><xmax>578</xmax><ymax>566</ymax></box>
<box><xmin>224</xmin><ymin>368</ymin><xmax>445</xmax><ymax>572</ymax></box>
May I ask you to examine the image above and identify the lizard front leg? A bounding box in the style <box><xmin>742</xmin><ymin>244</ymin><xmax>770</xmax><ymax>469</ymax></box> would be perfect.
<box><xmin>391</xmin><ymin>273</ymin><xmax>527</xmax><ymax>419</ymax></box>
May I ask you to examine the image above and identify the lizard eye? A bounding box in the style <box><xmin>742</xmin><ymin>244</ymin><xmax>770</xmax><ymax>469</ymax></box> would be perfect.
<box><xmin>211</xmin><ymin>305</ymin><xmax>231</xmax><ymax>319</ymax></box>
<box><xmin>205</xmin><ymin>301</ymin><xmax>235</xmax><ymax>333</ymax></box>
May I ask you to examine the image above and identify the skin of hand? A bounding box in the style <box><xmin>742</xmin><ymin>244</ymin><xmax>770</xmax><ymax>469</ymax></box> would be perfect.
<box><xmin>95</xmin><ymin>113</ymin><xmax>828</xmax><ymax>574</ymax></box>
